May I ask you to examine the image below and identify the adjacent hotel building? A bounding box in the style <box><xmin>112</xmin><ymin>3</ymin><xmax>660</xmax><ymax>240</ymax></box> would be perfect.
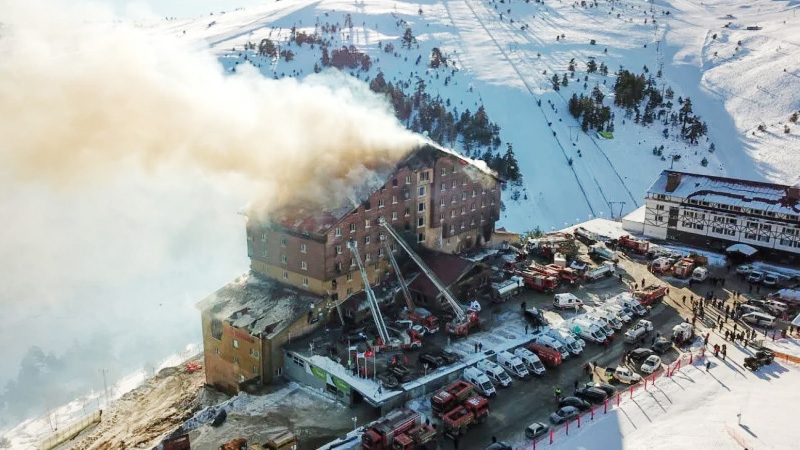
<box><xmin>642</xmin><ymin>170</ymin><xmax>800</xmax><ymax>263</ymax></box>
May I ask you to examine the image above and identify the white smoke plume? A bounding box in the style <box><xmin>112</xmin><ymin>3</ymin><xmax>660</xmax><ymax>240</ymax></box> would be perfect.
<box><xmin>0</xmin><ymin>0</ymin><xmax>422</xmax><ymax>212</ymax></box>
<box><xmin>0</xmin><ymin>0</ymin><xmax>421</xmax><ymax>421</ymax></box>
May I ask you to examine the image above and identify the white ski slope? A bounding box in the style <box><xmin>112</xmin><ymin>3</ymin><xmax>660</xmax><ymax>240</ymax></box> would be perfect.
<box><xmin>144</xmin><ymin>0</ymin><xmax>800</xmax><ymax>232</ymax></box>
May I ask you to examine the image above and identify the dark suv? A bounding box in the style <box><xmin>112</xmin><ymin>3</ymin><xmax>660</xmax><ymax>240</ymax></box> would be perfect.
<box><xmin>629</xmin><ymin>348</ymin><xmax>656</xmax><ymax>364</ymax></box>
<box><xmin>574</xmin><ymin>387</ymin><xmax>608</xmax><ymax>404</ymax></box>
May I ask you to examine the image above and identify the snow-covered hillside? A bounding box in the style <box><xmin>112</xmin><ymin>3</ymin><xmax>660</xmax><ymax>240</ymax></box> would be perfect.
<box><xmin>146</xmin><ymin>0</ymin><xmax>800</xmax><ymax>231</ymax></box>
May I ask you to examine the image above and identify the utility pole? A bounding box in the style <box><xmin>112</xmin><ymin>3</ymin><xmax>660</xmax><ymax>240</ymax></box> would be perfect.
<box><xmin>99</xmin><ymin>368</ymin><xmax>110</xmax><ymax>408</ymax></box>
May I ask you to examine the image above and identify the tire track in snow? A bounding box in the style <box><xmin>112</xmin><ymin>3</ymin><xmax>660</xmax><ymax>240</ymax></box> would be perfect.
<box><xmin>479</xmin><ymin>0</ymin><xmax>642</xmax><ymax>212</ymax></box>
<box><xmin>453</xmin><ymin>0</ymin><xmax>598</xmax><ymax>216</ymax></box>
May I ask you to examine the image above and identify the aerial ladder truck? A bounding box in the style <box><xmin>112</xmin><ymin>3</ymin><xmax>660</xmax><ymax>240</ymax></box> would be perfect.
<box><xmin>347</xmin><ymin>240</ymin><xmax>394</xmax><ymax>349</ymax></box>
<box><xmin>378</xmin><ymin>218</ymin><xmax>480</xmax><ymax>337</ymax></box>
<box><xmin>384</xmin><ymin>241</ymin><xmax>440</xmax><ymax>334</ymax></box>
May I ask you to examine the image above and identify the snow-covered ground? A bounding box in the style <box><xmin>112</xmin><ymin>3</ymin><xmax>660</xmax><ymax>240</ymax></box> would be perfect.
<box><xmin>506</xmin><ymin>342</ymin><xmax>800</xmax><ymax>449</ymax></box>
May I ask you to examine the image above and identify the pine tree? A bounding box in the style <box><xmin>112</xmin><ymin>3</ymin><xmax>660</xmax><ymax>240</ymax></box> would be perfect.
<box><xmin>503</xmin><ymin>143</ymin><xmax>522</xmax><ymax>184</ymax></box>
<box><xmin>587</xmin><ymin>60</ymin><xmax>598</xmax><ymax>73</ymax></box>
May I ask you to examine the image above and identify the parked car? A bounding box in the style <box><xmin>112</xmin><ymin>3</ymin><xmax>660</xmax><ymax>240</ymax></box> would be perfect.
<box><xmin>441</xmin><ymin>349</ymin><xmax>461</xmax><ymax>365</ymax></box>
<box><xmin>762</xmin><ymin>273</ymin><xmax>780</xmax><ymax>287</ymax></box>
<box><xmin>574</xmin><ymin>387</ymin><xmax>608</xmax><ymax>404</ymax></box>
<box><xmin>585</xmin><ymin>382</ymin><xmax>615</xmax><ymax>397</ymax></box>
<box><xmin>419</xmin><ymin>353</ymin><xmax>446</xmax><ymax>369</ymax></box>
<box><xmin>525</xmin><ymin>422</ymin><xmax>550</xmax><ymax>439</ymax></box>
<box><xmin>485</xmin><ymin>443</ymin><xmax>513</xmax><ymax>450</ymax></box>
<box><xmin>651</xmin><ymin>337</ymin><xmax>672</xmax><ymax>354</ymax></box>
<box><xmin>747</xmin><ymin>271</ymin><xmax>765</xmax><ymax>284</ymax></box>
<box><xmin>559</xmin><ymin>396</ymin><xmax>591</xmax><ymax>411</ymax></box>
<box><xmin>388</xmin><ymin>364</ymin><xmax>413</xmax><ymax>382</ymax></box>
<box><xmin>629</xmin><ymin>348</ymin><xmax>656</xmax><ymax>364</ymax></box>
<box><xmin>736</xmin><ymin>264</ymin><xmax>755</xmax><ymax>276</ymax></box>
<box><xmin>640</xmin><ymin>355</ymin><xmax>662</xmax><ymax>374</ymax></box>
<box><xmin>550</xmin><ymin>406</ymin><xmax>580</xmax><ymax>424</ymax></box>
<box><xmin>376</xmin><ymin>373</ymin><xmax>399</xmax><ymax>390</ymax></box>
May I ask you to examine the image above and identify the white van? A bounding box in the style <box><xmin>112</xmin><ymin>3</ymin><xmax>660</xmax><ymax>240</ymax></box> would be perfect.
<box><xmin>513</xmin><ymin>347</ymin><xmax>546</xmax><ymax>375</ymax></box>
<box><xmin>741</xmin><ymin>312</ymin><xmax>776</xmax><ymax>328</ymax></box>
<box><xmin>463</xmin><ymin>367</ymin><xmax>496</xmax><ymax>397</ymax></box>
<box><xmin>554</xmin><ymin>293</ymin><xmax>584</xmax><ymax>310</ymax></box>
<box><xmin>547</xmin><ymin>328</ymin><xmax>583</xmax><ymax>355</ymax></box>
<box><xmin>691</xmin><ymin>266</ymin><xmax>708</xmax><ymax>282</ymax></box>
<box><xmin>497</xmin><ymin>350</ymin><xmax>530</xmax><ymax>378</ymax></box>
<box><xmin>602</xmin><ymin>304</ymin><xmax>632</xmax><ymax>323</ymax></box>
<box><xmin>589</xmin><ymin>309</ymin><xmax>623</xmax><ymax>330</ymax></box>
<box><xmin>564</xmin><ymin>319</ymin><xmax>606</xmax><ymax>344</ymax></box>
<box><xmin>535</xmin><ymin>335</ymin><xmax>570</xmax><ymax>360</ymax></box>
<box><xmin>609</xmin><ymin>293</ymin><xmax>646</xmax><ymax>316</ymax></box>
<box><xmin>583</xmin><ymin>316</ymin><xmax>614</xmax><ymax>339</ymax></box>
<box><xmin>475</xmin><ymin>359</ymin><xmax>513</xmax><ymax>388</ymax></box>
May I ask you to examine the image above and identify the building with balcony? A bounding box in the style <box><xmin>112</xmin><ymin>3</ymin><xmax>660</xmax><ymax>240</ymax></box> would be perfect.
<box><xmin>642</xmin><ymin>170</ymin><xmax>800</xmax><ymax>263</ymax></box>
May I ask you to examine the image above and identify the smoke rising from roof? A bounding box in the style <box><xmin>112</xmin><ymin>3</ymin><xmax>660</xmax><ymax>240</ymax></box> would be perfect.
<box><xmin>0</xmin><ymin>0</ymin><xmax>421</xmax><ymax>214</ymax></box>
<box><xmin>0</xmin><ymin>0</ymin><xmax>420</xmax><ymax>423</ymax></box>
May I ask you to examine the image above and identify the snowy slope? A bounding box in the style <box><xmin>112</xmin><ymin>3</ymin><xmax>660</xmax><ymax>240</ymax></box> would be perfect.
<box><xmin>143</xmin><ymin>0</ymin><xmax>800</xmax><ymax>232</ymax></box>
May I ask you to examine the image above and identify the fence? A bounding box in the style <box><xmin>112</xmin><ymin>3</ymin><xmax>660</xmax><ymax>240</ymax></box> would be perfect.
<box><xmin>521</xmin><ymin>347</ymin><xmax>706</xmax><ymax>449</ymax></box>
<box><xmin>769</xmin><ymin>350</ymin><xmax>800</xmax><ymax>365</ymax></box>
<box><xmin>37</xmin><ymin>410</ymin><xmax>102</xmax><ymax>450</ymax></box>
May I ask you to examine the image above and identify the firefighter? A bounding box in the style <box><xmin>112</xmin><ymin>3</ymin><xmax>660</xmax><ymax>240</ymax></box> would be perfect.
<box><xmin>554</xmin><ymin>387</ymin><xmax>562</xmax><ymax>402</ymax></box>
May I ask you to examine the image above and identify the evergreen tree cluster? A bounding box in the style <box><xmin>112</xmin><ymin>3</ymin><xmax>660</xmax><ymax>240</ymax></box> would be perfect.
<box><xmin>322</xmin><ymin>45</ymin><xmax>372</xmax><ymax>71</ymax></box>
<box><xmin>568</xmin><ymin>89</ymin><xmax>613</xmax><ymax>132</ymax></box>
<box><xmin>613</xmin><ymin>70</ymin><xmax>708</xmax><ymax>144</ymax></box>
<box><xmin>480</xmin><ymin>143</ymin><xmax>523</xmax><ymax>185</ymax></box>
<box><xmin>367</xmin><ymin>72</ymin><xmax>521</xmax><ymax>185</ymax></box>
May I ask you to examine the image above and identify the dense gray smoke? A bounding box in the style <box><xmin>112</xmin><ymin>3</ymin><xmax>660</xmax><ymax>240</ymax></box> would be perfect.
<box><xmin>0</xmin><ymin>0</ymin><xmax>420</xmax><ymax>423</ymax></box>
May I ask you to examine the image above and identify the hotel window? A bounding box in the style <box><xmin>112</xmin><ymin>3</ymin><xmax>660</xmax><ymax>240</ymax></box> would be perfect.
<box><xmin>347</xmin><ymin>273</ymin><xmax>353</xmax><ymax>281</ymax></box>
<box><xmin>472</xmin><ymin>189</ymin><xmax>477</xmax><ymax>198</ymax></box>
<box><xmin>419</xmin><ymin>171</ymin><xmax>430</xmax><ymax>182</ymax></box>
<box><xmin>350</xmin><ymin>258</ymin><xmax>356</xmax><ymax>267</ymax></box>
<box><xmin>418</xmin><ymin>232</ymin><xmax>425</xmax><ymax>243</ymax></box>
<box><xmin>462</xmin><ymin>177</ymin><xmax>467</xmax><ymax>185</ymax></box>
<box><xmin>405</xmin><ymin>175</ymin><xmax>411</xmax><ymax>184</ymax></box>
<box><xmin>281</xmin><ymin>254</ymin><xmax>288</xmax><ymax>265</ymax></box>
<box><xmin>461</xmin><ymin>206</ymin><xmax>466</xmax><ymax>215</ymax></box>
<box><xmin>392</xmin><ymin>178</ymin><xmax>398</xmax><ymax>187</ymax></box>
<box><xmin>346</xmin><ymin>287</ymin><xmax>353</xmax><ymax>295</ymax></box>
<box><xmin>350</xmin><ymin>223</ymin><xmax>357</xmax><ymax>233</ymax></box>
<box><xmin>261</xmin><ymin>233</ymin><xmax>267</xmax><ymax>241</ymax></box>
<box><xmin>233</xmin><ymin>357</ymin><xmax>239</xmax><ymax>365</ymax></box>
<box><xmin>378</xmin><ymin>199</ymin><xmax>385</xmax><ymax>208</ymax></box>
<box><xmin>451</xmin><ymin>196</ymin><xmax>456</xmax><ymax>204</ymax></box>
<box><xmin>365</xmin><ymin>252</ymin><xmax>371</xmax><ymax>262</ymax></box>
<box><xmin>302</xmin><ymin>277</ymin><xmax>309</xmax><ymax>287</ymax></box>
<box><xmin>451</xmin><ymin>210</ymin><xmax>456</xmax><ymax>218</ymax></box>
<box><xmin>300</xmin><ymin>243</ymin><xmax>307</xmax><ymax>253</ymax></box>
<box><xmin>233</xmin><ymin>339</ymin><xmax>239</xmax><ymax>349</ymax></box>
<box><xmin>460</xmin><ymin>221</ymin><xmax>465</xmax><ymax>229</ymax></box>
<box><xmin>418</xmin><ymin>202</ymin><xmax>426</xmax><ymax>212</ymax></box>
<box><xmin>418</xmin><ymin>217</ymin><xmax>425</xmax><ymax>228</ymax></box>
<box><xmin>378</xmin><ymin>248</ymin><xmax>384</xmax><ymax>257</ymax></box>
<box><xmin>392</xmin><ymin>212</ymin><xmax>398</xmax><ymax>221</ymax></box>
<box><xmin>365</xmin><ymin>235</ymin><xmax>371</xmax><ymax>245</ymax></box>
<box><xmin>452</xmin><ymin>180</ymin><xmax>457</xmax><ymax>188</ymax></box>
<box><xmin>404</xmin><ymin>207</ymin><xmax>410</xmax><ymax>217</ymax></box>
<box><xmin>471</xmin><ymin>203</ymin><xmax>476</xmax><ymax>211</ymax></box>
<box><xmin>301</xmin><ymin>261</ymin><xmax>308</xmax><ymax>270</ymax></box>
<box><xmin>335</xmin><ymin>245</ymin><xmax>342</xmax><ymax>255</ymax></box>
<box><xmin>392</xmin><ymin>195</ymin><xmax>398</xmax><ymax>204</ymax></box>
<box><xmin>282</xmin><ymin>270</ymin><xmax>288</xmax><ymax>280</ymax></box>
<box><xmin>441</xmin><ymin>183</ymin><xmax>446</xmax><ymax>191</ymax></box>
<box><xmin>441</xmin><ymin>168</ymin><xmax>447</xmax><ymax>176</ymax></box>
<box><xmin>418</xmin><ymin>186</ymin><xmax>426</xmax><ymax>197</ymax></box>
<box><xmin>440</xmin><ymin>198</ymin><xmax>446</xmax><ymax>206</ymax></box>
<box><xmin>334</xmin><ymin>227</ymin><xmax>341</xmax><ymax>237</ymax></box>
<box><xmin>281</xmin><ymin>238</ymin><xmax>287</xmax><ymax>247</ymax></box>
<box><xmin>261</xmin><ymin>249</ymin><xmax>268</xmax><ymax>258</ymax></box>
<box><xmin>250</xmin><ymin>348</ymin><xmax>260</xmax><ymax>359</ymax></box>
<box><xmin>452</xmin><ymin>166</ymin><xmax>457</xmax><ymax>173</ymax></box>
<box><xmin>365</xmin><ymin>219</ymin><xmax>371</xmax><ymax>229</ymax></box>
<box><xmin>461</xmin><ymin>192</ymin><xmax>466</xmax><ymax>201</ymax></box>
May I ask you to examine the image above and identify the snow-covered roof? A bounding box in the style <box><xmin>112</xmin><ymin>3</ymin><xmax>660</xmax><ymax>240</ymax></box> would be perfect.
<box><xmin>197</xmin><ymin>272</ymin><xmax>322</xmax><ymax>339</ymax></box>
<box><xmin>726</xmin><ymin>243</ymin><xmax>758</xmax><ymax>256</ymax></box>
<box><xmin>648</xmin><ymin>171</ymin><xmax>800</xmax><ymax>216</ymax></box>
<box><xmin>622</xmin><ymin>205</ymin><xmax>646</xmax><ymax>223</ymax></box>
